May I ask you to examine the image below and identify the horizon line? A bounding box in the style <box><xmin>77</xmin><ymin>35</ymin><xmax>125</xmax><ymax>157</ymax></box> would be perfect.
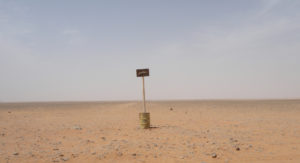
<box><xmin>1</xmin><ymin>98</ymin><xmax>300</xmax><ymax>104</ymax></box>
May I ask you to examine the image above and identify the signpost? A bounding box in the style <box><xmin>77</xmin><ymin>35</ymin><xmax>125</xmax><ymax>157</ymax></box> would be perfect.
<box><xmin>136</xmin><ymin>68</ymin><xmax>150</xmax><ymax>129</ymax></box>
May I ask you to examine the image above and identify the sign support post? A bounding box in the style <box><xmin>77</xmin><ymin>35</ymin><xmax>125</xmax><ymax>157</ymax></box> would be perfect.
<box><xmin>142</xmin><ymin>76</ymin><xmax>146</xmax><ymax>113</ymax></box>
<box><xmin>136</xmin><ymin>68</ymin><xmax>150</xmax><ymax>129</ymax></box>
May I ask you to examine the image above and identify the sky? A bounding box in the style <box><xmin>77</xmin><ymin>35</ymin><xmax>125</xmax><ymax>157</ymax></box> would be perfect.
<box><xmin>0</xmin><ymin>0</ymin><xmax>300</xmax><ymax>102</ymax></box>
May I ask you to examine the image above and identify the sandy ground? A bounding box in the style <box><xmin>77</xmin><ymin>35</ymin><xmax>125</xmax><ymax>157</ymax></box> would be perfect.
<box><xmin>0</xmin><ymin>100</ymin><xmax>300</xmax><ymax>163</ymax></box>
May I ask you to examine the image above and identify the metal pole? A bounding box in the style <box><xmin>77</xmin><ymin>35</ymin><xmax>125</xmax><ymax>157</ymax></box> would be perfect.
<box><xmin>142</xmin><ymin>76</ymin><xmax>146</xmax><ymax>113</ymax></box>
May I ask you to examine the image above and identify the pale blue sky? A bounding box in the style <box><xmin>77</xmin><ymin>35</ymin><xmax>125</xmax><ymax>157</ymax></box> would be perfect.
<box><xmin>0</xmin><ymin>0</ymin><xmax>300</xmax><ymax>102</ymax></box>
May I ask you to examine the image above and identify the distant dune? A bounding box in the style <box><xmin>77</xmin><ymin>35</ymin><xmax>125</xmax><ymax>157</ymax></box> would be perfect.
<box><xmin>0</xmin><ymin>100</ymin><xmax>300</xmax><ymax>163</ymax></box>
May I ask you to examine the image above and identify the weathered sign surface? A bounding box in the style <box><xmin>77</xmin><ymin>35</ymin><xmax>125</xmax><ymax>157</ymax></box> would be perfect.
<box><xmin>136</xmin><ymin>69</ymin><xmax>149</xmax><ymax>77</ymax></box>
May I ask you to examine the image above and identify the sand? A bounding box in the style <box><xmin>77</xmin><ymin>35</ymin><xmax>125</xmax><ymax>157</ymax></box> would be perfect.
<box><xmin>0</xmin><ymin>100</ymin><xmax>300</xmax><ymax>163</ymax></box>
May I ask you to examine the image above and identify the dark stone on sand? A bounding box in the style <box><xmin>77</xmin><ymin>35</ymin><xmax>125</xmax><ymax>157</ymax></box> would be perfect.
<box><xmin>13</xmin><ymin>152</ymin><xmax>19</xmax><ymax>156</ymax></box>
<box><xmin>211</xmin><ymin>153</ymin><xmax>217</xmax><ymax>158</ymax></box>
<box><xmin>132</xmin><ymin>153</ymin><xmax>137</xmax><ymax>156</ymax></box>
<box><xmin>170</xmin><ymin>108</ymin><xmax>173</xmax><ymax>111</ymax></box>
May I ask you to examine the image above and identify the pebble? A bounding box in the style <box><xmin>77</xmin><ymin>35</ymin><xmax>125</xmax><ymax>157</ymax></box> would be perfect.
<box><xmin>132</xmin><ymin>153</ymin><xmax>137</xmax><ymax>156</ymax></box>
<box><xmin>85</xmin><ymin>139</ymin><xmax>94</xmax><ymax>144</ymax></box>
<box><xmin>61</xmin><ymin>157</ymin><xmax>69</xmax><ymax>161</ymax></box>
<box><xmin>71</xmin><ymin>154</ymin><xmax>78</xmax><ymax>158</ymax></box>
<box><xmin>230</xmin><ymin>138</ymin><xmax>238</xmax><ymax>143</ymax></box>
<box><xmin>236</xmin><ymin>147</ymin><xmax>240</xmax><ymax>151</ymax></box>
<box><xmin>72</xmin><ymin>125</ymin><xmax>82</xmax><ymax>130</ymax></box>
<box><xmin>13</xmin><ymin>152</ymin><xmax>19</xmax><ymax>156</ymax></box>
<box><xmin>211</xmin><ymin>153</ymin><xmax>217</xmax><ymax>158</ymax></box>
<box><xmin>101</xmin><ymin>137</ymin><xmax>106</xmax><ymax>141</ymax></box>
<box><xmin>170</xmin><ymin>108</ymin><xmax>173</xmax><ymax>111</ymax></box>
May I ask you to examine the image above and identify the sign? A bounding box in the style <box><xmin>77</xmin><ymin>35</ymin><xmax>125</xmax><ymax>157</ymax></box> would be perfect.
<box><xmin>136</xmin><ymin>69</ymin><xmax>149</xmax><ymax>77</ymax></box>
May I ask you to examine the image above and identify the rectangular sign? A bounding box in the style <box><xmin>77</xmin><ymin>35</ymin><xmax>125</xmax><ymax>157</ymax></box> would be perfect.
<box><xmin>136</xmin><ymin>69</ymin><xmax>149</xmax><ymax>77</ymax></box>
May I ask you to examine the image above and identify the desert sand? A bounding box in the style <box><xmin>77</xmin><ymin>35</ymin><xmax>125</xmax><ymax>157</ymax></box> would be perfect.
<box><xmin>0</xmin><ymin>100</ymin><xmax>300</xmax><ymax>163</ymax></box>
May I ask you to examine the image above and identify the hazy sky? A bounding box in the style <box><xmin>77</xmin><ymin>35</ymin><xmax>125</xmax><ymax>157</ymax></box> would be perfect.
<box><xmin>1</xmin><ymin>0</ymin><xmax>300</xmax><ymax>102</ymax></box>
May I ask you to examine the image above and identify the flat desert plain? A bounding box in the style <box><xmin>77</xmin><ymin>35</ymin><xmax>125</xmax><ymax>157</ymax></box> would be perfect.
<box><xmin>0</xmin><ymin>100</ymin><xmax>300</xmax><ymax>163</ymax></box>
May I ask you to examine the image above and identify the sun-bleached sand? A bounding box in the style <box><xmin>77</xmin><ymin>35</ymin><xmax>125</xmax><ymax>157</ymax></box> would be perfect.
<box><xmin>0</xmin><ymin>100</ymin><xmax>300</xmax><ymax>163</ymax></box>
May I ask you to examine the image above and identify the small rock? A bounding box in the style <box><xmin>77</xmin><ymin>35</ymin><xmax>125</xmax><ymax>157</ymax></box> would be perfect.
<box><xmin>236</xmin><ymin>147</ymin><xmax>240</xmax><ymax>151</ymax></box>
<box><xmin>53</xmin><ymin>148</ymin><xmax>59</xmax><ymax>151</ymax></box>
<box><xmin>211</xmin><ymin>153</ymin><xmax>217</xmax><ymax>158</ymax></box>
<box><xmin>71</xmin><ymin>154</ymin><xmax>78</xmax><ymax>158</ymax></box>
<box><xmin>132</xmin><ymin>153</ymin><xmax>137</xmax><ymax>156</ymax></box>
<box><xmin>13</xmin><ymin>152</ymin><xmax>19</xmax><ymax>156</ymax></box>
<box><xmin>72</xmin><ymin>125</ymin><xmax>82</xmax><ymax>130</ymax></box>
<box><xmin>8</xmin><ymin>111</ymin><xmax>11</xmax><ymax>113</ymax></box>
<box><xmin>230</xmin><ymin>138</ymin><xmax>238</xmax><ymax>143</ymax></box>
<box><xmin>180</xmin><ymin>156</ymin><xmax>185</xmax><ymax>159</ymax></box>
<box><xmin>229</xmin><ymin>138</ymin><xmax>236</xmax><ymax>142</ymax></box>
<box><xmin>170</xmin><ymin>108</ymin><xmax>173</xmax><ymax>111</ymax></box>
<box><xmin>61</xmin><ymin>157</ymin><xmax>69</xmax><ymax>161</ymax></box>
<box><xmin>85</xmin><ymin>139</ymin><xmax>94</xmax><ymax>144</ymax></box>
<box><xmin>101</xmin><ymin>137</ymin><xmax>106</xmax><ymax>141</ymax></box>
<box><xmin>91</xmin><ymin>152</ymin><xmax>96</xmax><ymax>155</ymax></box>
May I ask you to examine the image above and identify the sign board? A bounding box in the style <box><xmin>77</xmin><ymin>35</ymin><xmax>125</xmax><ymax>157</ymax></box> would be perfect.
<box><xmin>136</xmin><ymin>69</ymin><xmax>149</xmax><ymax>77</ymax></box>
